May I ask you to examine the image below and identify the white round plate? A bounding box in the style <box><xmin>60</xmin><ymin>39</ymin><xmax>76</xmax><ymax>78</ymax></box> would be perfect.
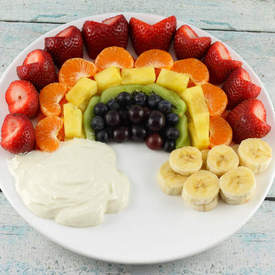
<box><xmin>0</xmin><ymin>12</ymin><xmax>274</xmax><ymax>264</ymax></box>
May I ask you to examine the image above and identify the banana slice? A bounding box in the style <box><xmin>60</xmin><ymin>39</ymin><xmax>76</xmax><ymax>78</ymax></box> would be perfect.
<box><xmin>181</xmin><ymin>170</ymin><xmax>219</xmax><ymax>207</ymax></box>
<box><xmin>220</xmin><ymin>166</ymin><xmax>256</xmax><ymax>205</ymax></box>
<box><xmin>184</xmin><ymin>195</ymin><xmax>218</xmax><ymax>211</ymax></box>
<box><xmin>169</xmin><ymin>146</ymin><xmax>202</xmax><ymax>176</ymax></box>
<box><xmin>207</xmin><ymin>145</ymin><xmax>239</xmax><ymax>176</ymax></box>
<box><xmin>231</xmin><ymin>144</ymin><xmax>239</xmax><ymax>154</ymax></box>
<box><xmin>201</xmin><ymin>149</ymin><xmax>209</xmax><ymax>169</ymax></box>
<box><xmin>157</xmin><ymin>161</ymin><xmax>187</xmax><ymax>195</ymax></box>
<box><xmin>238</xmin><ymin>138</ymin><xmax>272</xmax><ymax>174</ymax></box>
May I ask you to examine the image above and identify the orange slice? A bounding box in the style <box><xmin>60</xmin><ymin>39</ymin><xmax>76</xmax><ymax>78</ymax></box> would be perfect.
<box><xmin>171</xmin><ymin>58</ymin><xmax>209</xmax><ymax>85</ymax></box>
<box><xmin>39</xmin><ymin>82</ymin><xmax>67</xmax><ymax>117</ymax></box>
<box><xmin>209</xmin><ymin>116</ymin><xmax>232</xmax><ymax>148</ymax></box>
<box><xmin>95</xmin><ymin>46</ymin><xmax>134</xmax><ymax>71</ymax></box>
<box><xmin>135</xmin><ymin>49</ymin><xmax>174</xmax><ymax>69</ymax></box>
<box><xmin>59</xmin><ymin>58</ymin><xmax>97</xmax><ymax>89</ymax></box>
<box><xmin>35</xmin><ymin>116</ymin><xmax>63</xmax><ymax>152</ymax></box>
<box><xmin>202</xmin><ymin>83</ymin><xmax>228</xmax><ymax>116</ymax></box>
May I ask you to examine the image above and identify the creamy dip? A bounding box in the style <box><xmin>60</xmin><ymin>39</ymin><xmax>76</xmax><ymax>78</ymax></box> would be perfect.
<box><xmin>8</xmin><ymin>138</ymin><xmax>130</xmax><ymax>227</ymax></box>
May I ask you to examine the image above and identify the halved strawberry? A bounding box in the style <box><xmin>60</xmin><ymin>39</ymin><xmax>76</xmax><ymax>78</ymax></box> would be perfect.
<box><xmin>82</xmin><ymin>14</ymin><xmax>129</xmax><ymax>59</ymax></box>
<box><xmin>227</xmin><ymin>99</ymin><xmax>271</xmax><ymax>143</ymax></box>
<box><xmin>203</xmin><ymin>41</ymin><xmax>242</xmax><ymax>84</ymax></box>
<box><xmin>174</xmin><ymin>25</ymin><xmax>211</xmax><ymax>59</ymax></box>
<box><xmin>17</xmin><ymin>49</ymin><xmax>57</xmax><ymax>90</ymax></box>
<box><xmin>129</xmin><ymin>16</ymin><xmax>177</xmax><ymax>55</ymax></box>
<box><xmin>1</xmin><ymin>114</ymin><xmax>35</xmax><ymax>154</ymax></box>
<box><xmin>5</xmin><ymin>80</ymin><xmax>39</xmax><ymax>118</ymax></box>
<box><xmin>222</xmin><ymin>67</ymin><xmax>261</xmax><ymax>108</ymax></box>
<box><xmin>45</xmin><ymin>26</ymin><xmax>83</xmax><ymax>67</ymax></box>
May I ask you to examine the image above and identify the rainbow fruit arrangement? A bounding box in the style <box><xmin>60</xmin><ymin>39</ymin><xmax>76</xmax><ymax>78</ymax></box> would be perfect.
<box><xmin>0</xmin><ymin>14</ymin><xmax>272</xmax><ymax>157</ymax></box>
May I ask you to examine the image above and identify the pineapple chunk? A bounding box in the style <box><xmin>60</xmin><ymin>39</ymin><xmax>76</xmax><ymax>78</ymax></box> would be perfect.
<box><xmin>182</xmin><ymin>86</ymin><xmax>210</xmax><ymax>149</ymax></box>
<box><xmin>121</xmin><ymin>67</ymin><xmax>156</xmax><ymax>85</ymax></box>
<box><xmin>63</xmin><ymin>103</ymin><xmax>84</xmax><ymax>139</ymax></box>
<box><xmin>156</xmin><ymin>69</ymin><xmax>189</xmax><ymax>96</ymax></box>
<box><xmin>94</xmin><ymin>67</ymin><xmax>122</xmax><ymax>93</ymax></box>
<box><xmin>66</xmin><ymin>78</ymin><xmax>97</xmax><ymax>112</ymax></box>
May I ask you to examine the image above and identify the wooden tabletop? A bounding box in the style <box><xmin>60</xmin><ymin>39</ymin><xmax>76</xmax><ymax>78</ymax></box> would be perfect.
<box><xmin>0</xmin><ymin>0</ymin><xmax>274</xmax><ymax>273</ymax></box>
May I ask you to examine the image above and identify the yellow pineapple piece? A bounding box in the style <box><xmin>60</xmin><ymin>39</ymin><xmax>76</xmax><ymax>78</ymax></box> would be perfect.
<box><xmin>66</xmin><ymin>78</ymin><xmax>97</xmax><ymax>112</ymax></box>
<box><xmin>121</xmin><ymin>67</ymin><xmax>156</xmax><ymax>85</ymax></box>
<box><xmin>182</xmin><ymin>86</ymin><xmax>210</xmax><ymax>149</ymax></box>
<box><xmin>156</xmin><ymin>69</ymin><xmax>189</xmax><ymax>96</ymax></box>
<box><xmin>94</xmin><ymin>67</ymin><xmax>122</xmax><ymax>93</ymax></box>
<box><xmin>63</xmin><ymin>103</ymin><xmax>84</xmax><ymax>139</ymax></box>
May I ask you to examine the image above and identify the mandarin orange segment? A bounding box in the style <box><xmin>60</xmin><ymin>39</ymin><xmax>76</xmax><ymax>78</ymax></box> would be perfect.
<box><xmin>59</xmin><ymin>58</ymin><xmax>97</xmax><ymax>89</ymax></box>
<box><xmin>209</xmin><ymin>116</ymin><xmax>232</xmax><ymax>148</ymax></box>
<box><xmin>35</xmin><ymin>116</ymin><xmax>63</xmax><ymax>152</ymax></box>
<box><xmin>171</xmin><ymin>58</ymin><xmax>209</xmax><ymax>85</ymax></box>
<box><xmin>39</xmin><ymin>82</ymin><xmax>67</xmax><ymax>117</ymax></box>
<box><xmin>202</xmin><ymin>83</ymin><xmax>228</xmax><ymax>116</ymax></box>
<box><xmin>95</xmin><ymin>46</ymin><xmax>134</xmax><ymax>71</ymax></box>
<box><xmin>135</xmin><ymin>49</ymin><xmax>174</xmax><ymax>70</ymax></box>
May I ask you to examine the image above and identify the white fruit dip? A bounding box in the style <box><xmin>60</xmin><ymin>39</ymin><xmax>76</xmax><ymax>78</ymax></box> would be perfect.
<box><xmin>8</xmin><ymin>138</ymin><xmax>130</xmax><ymax>227</ymax></box>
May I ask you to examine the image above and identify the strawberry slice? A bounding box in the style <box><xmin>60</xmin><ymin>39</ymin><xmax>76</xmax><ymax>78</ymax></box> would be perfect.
<box><xmin>129</xmin><ymin>16</ymin><xmax>177</xmax><ymax>55</ymax></box>
<box><xmin>17</xmin><ymin>49</ymin><xmax>57</xmax><ymax>90</ymax></box>
<box><xmin>1</xmin><ymin>114</ymin><xmax>35</xmax><ymax>154</ymax></box>
<box><xmin>45</xmin><ymin>26</ymin><xmax>83</xmax><ymax>67</ymax></box>
<box><xmin>174</xmin><ymin>25</ymin><xmax>211</xmax><ymax>59</ymax></box>
<box><xmin>203</xmin><ymin>41</ymin><xmax>242</xmax><ymax>84</ymax></box>
<box><xmin>222</xmin><ymin>67</ymin><xmax>261</xmax><ymax>108</ymax></box>
<box><xmin>227</xmin><ymin>99</ymin><xmax>271</xmax><ymax>143</ymax></box>
<box><xmin>82</xmin><ymin>14</ymin><xmax>129</xmax><ymax>59</ymax></box>
<box><xmin>5</xmin><ymin>80</ymin><xmax>39</xmax><ymax>118</ymax></box>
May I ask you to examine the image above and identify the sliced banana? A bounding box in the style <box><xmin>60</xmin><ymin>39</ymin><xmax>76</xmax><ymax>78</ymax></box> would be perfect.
<box><xmin>220</xmin><ymin>166</ymin><xmax>256</xmax><ymax>205</ymax></box>
<box><xmin>231</xmin><ymin>144</ymin><xmax>239</xmax><ymax>154</ymax></box>
<box><xmin>207</xmin><ymin>145</ymin><xmax>239</xmax><ymax>176</ymax></box>
<box><xmin>238</xmin><ymin>138</ymin><xmax>272</xmax><ymax>174</ymax></box>
<box><xmin>184</xmin><ymin>195</ymin><xmax>218</xmax><ymax>212</ymax></box>
<box><xmin>169</xmin><ymin>146</ymin><xmax>202</xmax><ymax>176</ymax></box>
<box><xmin>201</xmin><ymin>149</ymin><xmax>209</xmax><ymax>169</ymax></box>
<box><xmin>181</xmin><ymin>170</ymin><xmax>219</xmax><ymax>207</ymax></box>
<box><xmin>157</xmin><ymin>161</ymin><xmax>187</xmax><ymax>195</ymax></box>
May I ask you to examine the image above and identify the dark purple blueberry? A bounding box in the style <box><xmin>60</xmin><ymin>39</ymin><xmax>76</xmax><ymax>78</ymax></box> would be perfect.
<box><xmin>158</xmin><ymin>100</ymin><xmax>172</xmax><ymax>113</ymax></box>
<box><xmin>147</xmin><ymin>110</ymin><xmax>166</xmax><ymax>131</ymax></box>
<box><xmin>133</xmin><ymin>92</ymin><xmax>147</xmax><ymax>106</ymax></box>
<box><xmin>131</xmin><ymin>125</ymin><xmax>147</xmax><ymax>141</ymax></box>
<box><xmin>113</xmin><ymin>127</ymin><xmax>130</xmax><ymax>142</ymax></box>
<box><xmin>116</xmin><ymin>92</ymin><xmax>132</xmax><ymax>107</ymax></box>
<box><xmin>163</xmin><ymin>140</ymin><xmax>176</xmax><ymax>152</ymax></box>
<box><xmin>105</xmin><ymin>110</ymin><xmax>120</xmax><ymax>127</ymax></box>
<box><xmin>145</xmin><ymin>133</ymin><xmax>163</xmax><ymax>150</ymax></box>
<box><xmin>91</xmin><ymin>116</ymin><xmax>105</xmax><ymax>131</ymax></box>
<box><xmin>148</xmin><ymin>94</ymin><xmax>161</xmax><ymax>109</ymax></box>
<box><xmin>166</xmin><ymin>127</ymin><xmax>179</xmax><ymax>140</ymax></box>
<box><xmin>95</xmin><ymin>129</ymin><xmax>109</xmax><ymax>142</ymax></box>
<box><xmin>119</xmin><ymin>109</ymin><xmax>130</xmax><ymax>126</ymax></box>
<box><xmin>94</xmin><ymin>103</ymin><xmax>108</xmax><ymax>116</ymax></box>
<box><xmin>107</xmin><ymin>99</ymin><xmax>120</xmax><ymax>110</ymax></box>
<box><xmin>166</xmin><ymin>113</ymin><xmax>179</xmax><ymax>126</ymax></box>
<box><xmin>128</xmin><ymin>105</ymin><xmax>144</xmax><ymax>124</ymax></box>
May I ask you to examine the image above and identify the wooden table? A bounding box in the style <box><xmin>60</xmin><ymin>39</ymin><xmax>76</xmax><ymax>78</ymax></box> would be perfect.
<box><xmin>0</xmin><ymin>0</ymin><xmax>274</xmax><ymax>273</ymax></box>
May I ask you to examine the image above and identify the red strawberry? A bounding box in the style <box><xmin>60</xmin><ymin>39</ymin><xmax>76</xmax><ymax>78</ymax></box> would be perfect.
<box><xmin>227</xmin><ymin>99</ymin><xmax>271</xmax><ymax>143</ymax></box>
<box><xmin>82</xmin><ymin>14</ymin><xmax>129</xmax><ymax>59</ymax></box>
<box><xmin>5</xmin><ymin>80</ymin><xmax>39</xmax><ymax>118</ymax></box>
<box><xmin>17</xmin><ymin>49</ymin><xmax>57</xmax><ymax>90</ymax></box>
<box><xmin>222</xmin><ymin>67</ymin><xmax>261</xmax><ymax>108</ymax></box>
<box><xmin>203</xmin><ymin>41</ymin><xmax>242</xmax><ymax>84</ymax></box>
<box><xmin>1</xmin><ymin>114</ymin><xmax>35</xmax><ymax>154</ymax></box>
<box><xmin>45</xmin><ymin>26</ymin><xmax>83</xmax><ymax>67</ymax></box>
<box><xmin>129</xmin><ymin>16</ymin><xmax>177</xmax><ymax>55</ymax></box>
<box><xmin>174</xmin><ymin>25</ymin><xmax>211</xmax><ymax>59</ymax></box>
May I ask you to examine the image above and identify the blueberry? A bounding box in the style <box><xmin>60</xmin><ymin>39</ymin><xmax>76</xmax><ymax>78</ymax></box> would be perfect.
<box><xmin>148</xmin><ymin>94</ymin><xmax>162</xmax><ymax>109</ymax></box>
<box><xmin>133</xmin><ymin>92</ymin><xmax>147</xmax><ymax>106</ymax></box>
<box><xmin>131</xmin><ymin>125</ymin><xmax>147</xmax><ymax>141</ymax></box>
<box><xmin>107</xmin><ymin>99</ymin><xmax>120</xmax><ymax>110</ymax></box>
<box><xmin>94</xmin><ymin>103</ymin><xmax>108</xmax><ymax>116</ymax></box>
<box><xmin>163</xmin><ymin>140</ymin><xmax>176</xmax><ymax>152</ymax></box>
<box><xmin>158</xmin><ymin>100</ymin><xmax>172</xmax><ymax>113</ymax></box>
<box><xmin>105</xmin><ymin>110</ymin><xmax>120</xmax><ymax>127</ymax></box>
<box><xmin>166</xmin><ymin>127</ymin><xmax>179</xmax><ymax>140</ymax></box>
<box><xmin>91</xmin><ymin>116</ymin><xmax>105</xmax><ymax>131</ymax></box>
<box><xmin>96</xmin><ymin>129</ymin><xmax>109</xmax><ymax>142</ymax></box>
<box><xmin>117</xmin><ymin>92</ymin><xmax>132</xmax><ymax>107</ymax></box>
<box><xmin>166</xmin><ymin>113</ymin><xmax>179</xmax><ymax>126</ymax></box>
